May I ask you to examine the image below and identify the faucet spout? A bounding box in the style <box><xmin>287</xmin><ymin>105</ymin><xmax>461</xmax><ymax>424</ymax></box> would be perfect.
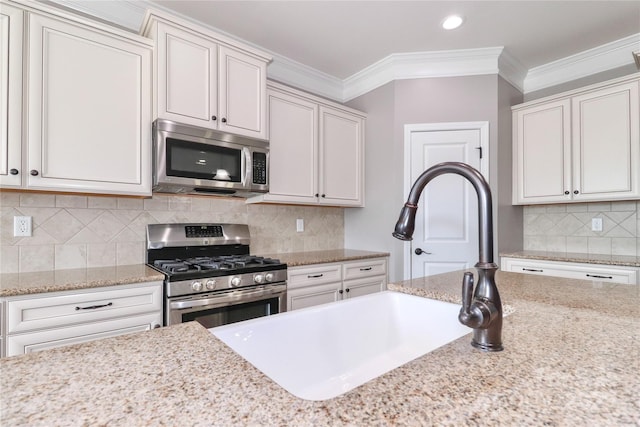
<box><xmin>392</xmin><ymin>162</ymin><xmax>503</xmax><ymax>351</ymax></box>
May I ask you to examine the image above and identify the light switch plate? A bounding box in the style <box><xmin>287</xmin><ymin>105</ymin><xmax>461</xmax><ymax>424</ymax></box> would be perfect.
<box><xmin>296</xmin><ymin>218</ymin><xmax>304</xmax><ymax>232</ymax></box>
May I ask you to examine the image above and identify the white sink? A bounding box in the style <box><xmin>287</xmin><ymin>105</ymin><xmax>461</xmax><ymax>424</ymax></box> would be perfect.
<box><xmin>210</xmin><ymin>290</ymin><xmax>471</xmax><ymax>401</ymax></box>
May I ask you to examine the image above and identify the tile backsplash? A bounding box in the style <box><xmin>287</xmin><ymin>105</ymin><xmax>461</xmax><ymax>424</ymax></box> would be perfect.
<box><xmin>0</xmin><ymin>192</ymin><xmax>344</xmax><ymax>273</ymax></box>
<box><xmin>523</xmin><ymin>201</ymin><xmax>639</xmax><ymax>256</ymax></box>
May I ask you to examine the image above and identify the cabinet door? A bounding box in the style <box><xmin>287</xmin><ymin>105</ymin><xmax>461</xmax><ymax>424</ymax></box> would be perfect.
<box><xmin>343</xmin><ymin>276</ymin><xmax>387</xmax><ymax>300</ymax></box>
<box><xmin>513</xmin><ymin>99</ymin><xmax>571</xmax><ymax>204</ymax></box>
<box><xmin>319</xmin><ymin>106</ymin><xmax>364</xmax><ymax>206</ymax></box>
<box><xmin>265</xmin><ymin>89</ymin><xmax>318</xmax><ymax>203</ymax></box>
<box><xmin>6</xmin><ymin>313</ymin><xmax>162</xmax><ymax>357</ymax></box>
<box><xmin>26</xmin><ymin>14</ymin><xmax>152</xmax><ymax>195</ymax></box>
<box><xmin>572</xmin><ymin>81</ymin><xmax>640</xmax><ymax>201</ymax></box>
<box><xmin>218</xmin><ymin>46</ymin><xmax>267</xmax><ymax>139</ymax></box>
<box><xmin>155</xmin><ymin>22</ymin><xmax>217</xmax><ymax>128</ymax></box>
<box><xmin>0</xmin><ymin>4</ymin><xmax>23</xmax><ymax>187</ymax></box>
<box><xmin>287</xmin><ymin>282</ymin><xmax>341</xmax><ymax>311</ymax></box>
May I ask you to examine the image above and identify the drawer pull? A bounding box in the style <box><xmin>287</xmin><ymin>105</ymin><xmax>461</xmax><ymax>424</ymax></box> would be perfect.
<box><xmin>75</xmin><ymin>302</ymin><xmax>113</xmax><ymax>311</ymax></box>
<box><xmin>307</xmin><ymin>274</ymin><xmax>324</xmax><ymax>278</ymax></box>
<box><xmin>586</xmin><ymin>274</ymin><xmax>613</xmax><ymax>280</ymax></box>
<box><xmin>522</xmin><ymin>268</ymin><xmax>543</xmax><ymax>272</ymax></box>
<box><xmin>359</xmin><ymin>267</ymin><xmax>373</xmax><ymax>271</ymax></box>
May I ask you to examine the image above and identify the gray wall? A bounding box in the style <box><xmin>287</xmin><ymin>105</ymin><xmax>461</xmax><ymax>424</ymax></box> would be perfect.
<box><xmin>496</xmin><ymin>77</ymin><xmax>524</xmax><ymax>254</ymax></box>
<box><xmin>345</xmin><ymin>75</ymin><xmax>523</xmax><ymax>281</ymax></box>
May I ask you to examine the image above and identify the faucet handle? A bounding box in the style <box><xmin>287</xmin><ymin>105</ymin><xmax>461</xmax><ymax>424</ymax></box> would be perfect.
<box><xmin>461</xmin><ymin>272</ymin><xmax>474</xmax><ymax>314</ymax></box>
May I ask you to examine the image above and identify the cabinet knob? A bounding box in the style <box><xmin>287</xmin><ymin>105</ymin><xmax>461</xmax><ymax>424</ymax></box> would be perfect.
<box><xmin>564</xmin><ymin>191</ymin><xmax>570</xmax><ymax>195</ymax></box>
<box><xmin>573</xmin><ymin>190</ymin><xmax>579</xmax><ymax>195</ymax></box>
<box><xmin>221</xmin><ymin>117</ymin><xmax>227</xmax><ymax>123</ymax></box>
<box><xmin>339</xmin><ymin>289</ymin><xmax>344</xmax><ymax>294</ymax></box>
<box><xmin>9</xmin><ymin>168</ymin><xmax>18</xmax><ymax>175</ymax></box>
<box><xmin>315</xmin><ymin>193</ymin><xmax>319</xmax><ymax>197</ymax></box>
<box><xmin>30</xmin><ymin>170</ymin><xmax>39</xmax><ymax>176</ymax></box>
<box><xmin>211</xmin><ymin>115</ymin><xmax>217</xmax><ymax>121</ymax></box>
<box><xmin>321</xmin><ymin>194</ymin><xmax>326</xmax><ymax>198</ymax></box>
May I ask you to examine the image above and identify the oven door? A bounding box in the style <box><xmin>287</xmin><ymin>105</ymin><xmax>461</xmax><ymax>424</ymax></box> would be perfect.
<box><xmin>166</xmin><ymin>283</ymin><xmax>286</xmax><ymax>328</ymax></box>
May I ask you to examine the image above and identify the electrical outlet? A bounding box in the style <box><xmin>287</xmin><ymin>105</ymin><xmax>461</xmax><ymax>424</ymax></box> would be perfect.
<box><xmin>14</xmin><ymin>216</ymin><xmax>32</xmax><ymax>237</ymax></box>
<box><xmin>296</xmin><ymin>218</ymin><xmax>304</xmax><ymax>232</ymax></box>
<box><xmin>591</xmin><ymin>217</ymin><xmax>603</xmax><ymax>232</ymax></box>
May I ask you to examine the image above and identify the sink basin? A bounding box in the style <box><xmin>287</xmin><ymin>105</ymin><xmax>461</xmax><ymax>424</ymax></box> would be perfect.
<box><xmin>210</xmin><ymin>290</ymin><xmax>471</xmax><ymax>401</ymax></box>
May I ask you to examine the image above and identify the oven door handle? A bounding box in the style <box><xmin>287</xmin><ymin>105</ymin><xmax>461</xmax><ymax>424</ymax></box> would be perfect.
<box><xmin>169</xmin><ymin>285</ymin><xmax>286</xmax><ymax>311</ymax></box>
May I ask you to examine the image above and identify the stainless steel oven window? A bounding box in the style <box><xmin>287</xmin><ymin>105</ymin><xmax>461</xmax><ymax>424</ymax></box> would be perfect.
<box><xmin>166</xmin><ymin>284</ymin><xmax>286</xmax><ymax>327</ymax></box>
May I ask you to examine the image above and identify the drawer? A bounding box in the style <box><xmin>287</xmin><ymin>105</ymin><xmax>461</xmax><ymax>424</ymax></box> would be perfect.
<box><xmin>501</xmin><ymin>257</ymin><xmax>637</xmax><ymax>285</ymax></box>
<box><xmin>6</xmin><ymin>312</ymin><xmax>162</xmax><ymax>357</ymax></box>
<box><xmin>6</xmin><ymin>282</ymin><xmax>163</xmax><ymax>334</ymax></box>
<box><xmin>287</xmin><ymin>264</ymin><xmax>342</xmax><ymax>289</ymax></box>
<box><xmin>343</xmin><ymin>258</ymin><xmax>387</xmax><ymax>280</ymax></box>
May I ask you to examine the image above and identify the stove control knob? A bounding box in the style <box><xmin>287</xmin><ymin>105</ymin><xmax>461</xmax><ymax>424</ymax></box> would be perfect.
<box><xmin>191</xmin><ymin>281</ymin><xmax>203</xmax><ymax>292</ymax></box>
<box><xmin>254</xmin><ymin>274</ymin><xmax>265</xmax><ymax>284</ymax></box>
<box><xmin>205</xmin><ymin>279</ymin><xmax>217</xmax><ymax>290</ymax></box>
<box><xmin>265</xmin><ymin>273</ymin><xmax>274</xmax><ymax>282</ymax></box>
<box><xmin>230</xmin><ymin>276</ymin><xmax>242</xmax><ymax>287</ymax></box>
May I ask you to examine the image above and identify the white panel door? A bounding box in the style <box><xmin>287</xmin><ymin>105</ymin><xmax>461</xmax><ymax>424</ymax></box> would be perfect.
<box><xmin>266</xmin><ymin>89</ymin><xmax>318</xmax><ymax>203</ymax></box>
<box><xmin>409</xmin><ymin>128</ymin><xmax>484</xmax><ymax>278</ymax></box>
<box><xmin>156</xmin><ymin>22</ymin><xmax>217</xmax><ymax>127</ymax></box>
<box><xmin>514</xmin><ymin>99</ymin><xmax>571</xmax><ymax>203</ymax></box>
<box><xmin>0</xmin><ymin>4</ymin><xmax>23</xmax><ymax>187</ymax></box>
<box><xmin>218</xmin><ymin>46</ymin><xmax>267</xmax><ymax>139</ymax></box>
<box><xmin>572</xmin><ymin>81</ymin><xmax>640</xmax><ymax>200</ymax></box>
<box><xmin>26</xmin><ymin>14</ymin><xmax>151</xmax><ymax>195</ymax></box>
<box><xmin>319</xmin><ymin>106</ymin><xmax>363</xmax><ymax>206</ymax></box>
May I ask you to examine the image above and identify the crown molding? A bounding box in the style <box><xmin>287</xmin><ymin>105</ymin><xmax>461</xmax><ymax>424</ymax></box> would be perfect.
<box><xmin>46</xmin><ymin>1</ymin><xmax>640</xmax><ymax>101</ymax></box>
<box><xmin>266</xmin><ymin>55</ymin><xmax>345</xmax><ymax>101</ymax></box>
<box><xmin>50</xmin><ymin>0</ymin><xmax>148</xmax><ymax>31</ymax></box>
<box><xmin>342</xmin><ymin>47</ymin><xmax>516</xmax><ymax>101</ymax></box>
<box><xmin>523</xmin><ymin>33</ymin><xmax>640</xmax><ymax>93</ymax></box>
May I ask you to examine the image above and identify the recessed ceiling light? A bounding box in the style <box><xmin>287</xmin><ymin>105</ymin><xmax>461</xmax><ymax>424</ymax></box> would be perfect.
<box><xmin>442</xmin><ymin>15</ymin><xmax>464</xmax><ymax>30</ymax></box>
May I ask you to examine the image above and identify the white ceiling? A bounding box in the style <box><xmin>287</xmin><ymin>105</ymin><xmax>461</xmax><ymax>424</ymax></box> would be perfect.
<box><xmin>150</xmin><ymin>1</ymin><xmax>640</xmax><ymax>80</ymax></box>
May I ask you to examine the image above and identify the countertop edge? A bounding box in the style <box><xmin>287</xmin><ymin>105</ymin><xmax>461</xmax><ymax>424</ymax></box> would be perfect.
<box><xmin>499</xmin><ymin>250</ymin><xmax>640</xmax><ymax>268</ymax></box>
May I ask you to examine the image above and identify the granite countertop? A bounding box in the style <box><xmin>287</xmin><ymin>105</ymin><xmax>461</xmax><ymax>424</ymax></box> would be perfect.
<box><xmin>0</xmin><ymin>265</ymin><xmax>165</xmax><ymax>298</ymax></box>
<box><xmin>0</xmin><ymin>249</ymin><xmax>388</xmax><ymax>298</ymax></box>
<box><xmin>259</xmin><ymin>249</ymin><xmax>390</xmax><ymax>267</ymax></box>
<box><xmin>2</xmin><ymin>269</ymin><xmax>638</xmax><ymax>425</ymax></box>
<box><xmin>501</xmin><ymin>250</ymin><xmax>640</xmax><ymax>268</ymax></box>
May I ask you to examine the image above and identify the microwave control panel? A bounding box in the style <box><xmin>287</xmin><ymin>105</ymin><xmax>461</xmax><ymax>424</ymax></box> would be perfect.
<box><xmin>252</xmin><ymin>153</ymin><xmax>267</xmax><ymax>185</ymax></box>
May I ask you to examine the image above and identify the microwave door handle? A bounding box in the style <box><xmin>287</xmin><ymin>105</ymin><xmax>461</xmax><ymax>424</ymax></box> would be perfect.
<box><xmin>243</xmin><ymin>147</ymin><xmax>251</xmax><ymax>186</ymax></box>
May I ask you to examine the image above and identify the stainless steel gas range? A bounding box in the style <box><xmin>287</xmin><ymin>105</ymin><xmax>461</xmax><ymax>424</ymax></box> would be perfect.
<box><xmin>146</xmin><ymin>223</ymin><xmax>287</xmax><ymax>327</ymax></box>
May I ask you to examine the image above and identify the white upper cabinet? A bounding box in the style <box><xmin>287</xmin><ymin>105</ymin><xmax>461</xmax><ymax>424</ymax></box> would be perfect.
<box><xmin>249</xmin><ymin>82</ymin><xmax>365</xmax><ymax>207</ymax></box>
<box><xmin>319</xmin><ymin>106</ymin><xmax>364</xmax><ymax>206</ymax></box>
<box><xmin>1</xmin><ymin>0</ymin><xmax>153</xmax><ymax>196</ymax></box>
<box><xmin>142</xmin><ymin>11</ymin><xmax>270</xmax><ymax>140</ymax></box>
<box><xmin>0</xmin><ymin>3</ymin><xmax>23</xmax><ymax>188</ymax></box>
<box><xmin>26</xmin><ymin>12</ymin><xmax>152</xmax><ymax>195</ymax></box>
<box><xmin>571</xmin><ymin>81</ymin><xmax>639</xmax><ymax>201</ymax></box>
<box><xmin>513</xmin><ymin>99</ymin><xmax>571</xmax><ymax>203</ymax></box>
<box><xmin>154</xmin><ymin>22</ymin><xmax>217</xmax><ymax>127</ymax></box>
<box><xmin>264</xmin><ymin>88</ymin><xmax>319</xmax><ymax>204</ymax></box>
<box><xmin>512</xmin><ymin>74</ymin><xmax>640</xmax><ymax>205</ymax></box>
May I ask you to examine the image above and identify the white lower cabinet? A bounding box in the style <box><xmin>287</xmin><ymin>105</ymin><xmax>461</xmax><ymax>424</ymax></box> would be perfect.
<box><xmin>501</xmin><ymin>257</ymin><xmax>638</xmax><ymax>285</ymax></box>
<box><xmin>4</xmin><ymin>281</ymin><xmax>163</xmax><ymax>357</ymax></box>
<box><xmin>287</xmin><ymin>257</ymin><xmax>388</xmax><ymax>311</ymax></box>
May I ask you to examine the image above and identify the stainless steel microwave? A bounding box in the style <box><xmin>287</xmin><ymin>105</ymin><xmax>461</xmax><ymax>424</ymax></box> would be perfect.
<box><xmin>152</xmin><ymin>119</ymin><xmax>269</xmax><ymax>197</ymax></box>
